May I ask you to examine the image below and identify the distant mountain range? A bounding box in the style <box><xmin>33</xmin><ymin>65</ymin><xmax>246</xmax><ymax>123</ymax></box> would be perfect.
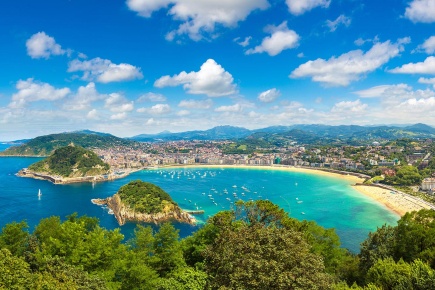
<box><xmin>130</xmin><ymin>123</ymin><xmax>435</xmax><ymax>143</ymax></box>
<box><xmin>2</xmin><ymin>124</ymin><xmax>435</xmax><ymax>156</ymax></box>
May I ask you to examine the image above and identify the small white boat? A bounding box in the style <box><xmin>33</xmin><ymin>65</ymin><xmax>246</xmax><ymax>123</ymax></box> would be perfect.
<box><xmin>38</xmin><ymin>189</ymin><xmax>42</xmax><ymax>197</ymax></box>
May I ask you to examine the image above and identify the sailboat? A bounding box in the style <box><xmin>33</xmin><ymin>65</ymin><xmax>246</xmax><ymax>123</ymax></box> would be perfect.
<box><xmin>38</xmin><ymin>189</ymin><xmax>42</xmax><ymax>197</ymax></box>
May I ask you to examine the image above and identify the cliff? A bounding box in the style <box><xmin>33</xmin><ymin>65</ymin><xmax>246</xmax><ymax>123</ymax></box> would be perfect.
<box><xmin>92</xmin><ymin>180</ymin><xmax>196</xmax><ymax>225</ymax></box>
<box><xmin>92</xmin><ymin>195</ymin><xmax>196</xmax><ymax>225</ymax></box>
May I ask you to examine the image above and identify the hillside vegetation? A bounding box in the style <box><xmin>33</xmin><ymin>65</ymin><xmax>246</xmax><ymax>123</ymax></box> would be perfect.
<box><xmin>28</xmin><ymin>145</ymin><xmax>110</xmax><ymax>177</ymax></box>
<box><xmin>2</xmin><ymin>203</ymin><xmax>435</xmax><ymax>289</ymax></box>
<box><xmin>117</xmin><ymin>180</ymin><xmax>177</xmax><ymax>214</ymax></box>
<box><xmin>0</xmin><ymin>131</ymin><xmax>136</xmax><ymax>156</ymax></box>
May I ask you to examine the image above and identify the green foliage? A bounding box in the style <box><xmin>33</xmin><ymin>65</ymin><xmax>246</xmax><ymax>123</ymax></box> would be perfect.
<box><xmin>0</xmin><ymin>221</ymin><xmax>29</xmax><ymax>256</ymax></box>
<box><xmin>0</xmin><ymin>132</ymin><xmax>137</xmax><ymax>156</ymax></box>
<box><xmin>384</xmin><ymin>165</ymin><xmax>422</xmax><ymax>186</ymax></box>
<box><xmin>28</xmin><ymin>145</ymin><xmax>109</xmax><ymax>177</ymax></box>
<box><xmin>118</xmin><ymin>180</ymin><xmax>177</xmax><ymax>214</ymax></box>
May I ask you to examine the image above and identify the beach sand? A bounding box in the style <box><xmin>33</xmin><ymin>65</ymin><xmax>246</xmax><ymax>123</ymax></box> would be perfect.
<box><xmin>151</xmin><ymin>164</ymin><xmax>433</xmax><ymax>216</ymax></box>
<box><xmin>352</xmin><ymin>185</ymin><xmax>432</xmax><ymax>216</ymax></box>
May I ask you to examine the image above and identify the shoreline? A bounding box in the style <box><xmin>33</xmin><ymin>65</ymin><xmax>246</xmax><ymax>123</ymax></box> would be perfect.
<box><xmin>351</xmin><ymin>184</ymin><xmax>434</xmax><ymax>216</ymax></box>
<box><xmin>147</xmin><ymin>164</ymin><xmax>434</xmax><ymax>217</ymax></box>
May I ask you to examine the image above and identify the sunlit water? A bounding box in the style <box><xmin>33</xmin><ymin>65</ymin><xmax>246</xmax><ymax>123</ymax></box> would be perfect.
<box><xmin>0</xmin><ymin>144</ymin><xmax>399</xmax><ymax>253</ymax></box>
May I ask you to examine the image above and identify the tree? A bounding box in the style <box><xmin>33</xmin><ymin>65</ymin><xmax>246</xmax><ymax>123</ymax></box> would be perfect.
<box><xmin>359</xmin><ymin>224</ymin><xmax>396</xmax><ymax>273</ymax></box>
<box><xmin>0</xmin><ymin>220</ymin><xmax>29</xmax><ymax>256</ymax></box>
<box><xmin>152</xmin><ymin>222</ymin><xmax>185</xmax><ymax>276</ymax></box>
<box><xmin>204</xmin><ymin>224</ymin><xmax>333</xmax><ymax>289</ymax></box>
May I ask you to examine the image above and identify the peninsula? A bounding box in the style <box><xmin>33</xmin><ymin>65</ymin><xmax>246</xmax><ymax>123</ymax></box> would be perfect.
<box><xmin>92</xmin><ymin>180</ymin><xmax>196</xmax><ymax>225</ymax></box>
<box><xmin>17</xmin><ymin>144</ymin><xmax>113</xmax><ymax>184</ymax></box>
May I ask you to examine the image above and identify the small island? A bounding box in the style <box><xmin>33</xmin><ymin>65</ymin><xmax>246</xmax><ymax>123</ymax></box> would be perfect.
<box><xmin>92</xmin><ymin>180</ymin><xmax>196</xmax><ymax>226</ymax></box>
<box><xmin>18</xmin><ymin>144</ymin><xmax>114</xmax><ymax>184</ymax></box>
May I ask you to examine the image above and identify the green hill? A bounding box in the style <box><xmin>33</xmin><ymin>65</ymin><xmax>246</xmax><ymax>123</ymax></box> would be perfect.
<box><xmin>0</xmin><ymin>131</ymin><xmax>136</xmax><ymax>156</ymax></box>
<box><xmin>117</xmin><ymin>180</ymin><xmax>177</xmax><ymax>214</ymax></box>
<box><xmin>28</xmin><ymin>145</ymin><xmax>110</xmax><ymax>178</ymax></box>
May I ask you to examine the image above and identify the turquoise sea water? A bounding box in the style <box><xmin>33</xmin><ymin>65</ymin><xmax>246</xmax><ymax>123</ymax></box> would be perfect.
<box><xmin>0</xmin><ymin>150</ymin><xmax>399</xmax><ymax>253</ymax></box>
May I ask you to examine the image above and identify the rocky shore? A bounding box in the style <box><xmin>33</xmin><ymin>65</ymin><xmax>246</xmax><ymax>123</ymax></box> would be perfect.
<box><xmin>91</xmin><ymin>195</ymin><xmax>196</xmax><ymax>226</ymax></box>
<box><xmin>17</xmin><ymin>168</ymin><xmax>138</xmax><ymax>184</ymax></box>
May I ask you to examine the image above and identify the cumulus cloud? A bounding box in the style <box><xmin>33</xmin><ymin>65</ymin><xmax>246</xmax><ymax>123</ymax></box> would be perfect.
<box><xmin>26</xmin><ymin>32</ymin><xmax>65</xmax><ymax>59</ymax></box>
<box><xmin>415</xmin><ymin>36</ymin><xmax>435</xmax><ymax>54</ymax></box>
<box><xmin>258</xmin><ymin>88</ymin><xmax>280</xmax><ymax>103</ymax></box>
<box><xmin>331</xmin><ymin>99</ymin><xmax>367</xmax><ymax>113</ymax></box>
<box><xmin>64</xmin><ymin>82</ymin><xmax>105</xmax><ymax>111</ymax></box>
<box><xmin>87</xmin><ymin>109</ymin><xmax>98</xmax><ymax>120</ymax></box>
<box><xmin>290</xmin><ymin>39</ymin><xmax>408</xmax><ymax>86</ymax></box>
<box><xmin>104</xmin><ymin>93</ymin><xmax>134</xmax><ymax>113</ymax></box>
<box><xmin>246</xmin><ymin>22</ymin><xmax>299</xmax><ymax>56</ymax></box>
<box><xmin>215</xmin><ymin>103</ymin><xmax>242</xmax><ymax>112</ymax></box>
<box><xmin>154</xmin><ymin>59</ymin><xmax>237</xmax><ymax>97</ymax></box>
<box><xmin>137</xmin><ymin>92</ymin><xmax>167</xmax><ymax>102</ymax></box>
<box><xmin>419</xmin><ymin>77</ymin><xmax>435</xmax><ymax>88</ymax></box>
<box><xmin>137</xmin><ymin>104</ymin><xmax>171</xmax><ymax>115</ymax></box>
<box><xmin>178</xmin><ymin>99</ymin><xmax>213</xmax><ymax>109</ymax></box>
<box><xmin>68</xmin><ymin>57</ymin><xmax>143</xmax><ymax>83</ymax></box>
<box><xmin>9</xmin><ymin>78</ymin><xmax>70</xmax><ymax>108</ymax></box>
<box><xmin>286</xmin><ymin>0</ymin><xmax>330</xmax><ymax>16</ymax></box>
<box><xmin>405</xmin><ymin>0</ymin><xmax>435</xmax><ymax>23</ymax></box>
<box><xmin>110</xmin><ymin>112</ymin><xmax>127</xmax><ymax>120</ymax></box>
<box><xmin>389</xmin><ymin>56</ymin><xmax>435</xmax><ymax>74</ymax></box>
<box><xmin>325</xmin><ymin>15</ymin><xmax>351</xmax><ymax>32</ymax></box>
<box><xmin>177</xmin><ymin>110</ymin><xmax>191</xmax><ymax>116</ymax></box>
<box><xmin>127</xmin><ymin>0</ymin><xmax>269</xmax><ymax>40</ymax></box>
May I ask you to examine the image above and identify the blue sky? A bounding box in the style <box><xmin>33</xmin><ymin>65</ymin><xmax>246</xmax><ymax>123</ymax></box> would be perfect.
<box><xmin>1</xmin><ymin>0</ymin><xmax>435</xmax><ymax>140</ymax></box>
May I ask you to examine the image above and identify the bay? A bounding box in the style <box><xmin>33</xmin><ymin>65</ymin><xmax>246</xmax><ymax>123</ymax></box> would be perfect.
<box><xmin>0</xmin><ymin>157</ymin><xmax>399</xmax><ymax>253</ymax></box>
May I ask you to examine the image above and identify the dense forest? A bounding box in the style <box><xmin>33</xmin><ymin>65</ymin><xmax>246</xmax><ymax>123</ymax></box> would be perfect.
<box><xmin>117</xmin><ymin>180</ymin><xmax>177</xmax><ymax>214</ymax></box>
<box><xmin>0</xmin><ymin>131</ymin><xmax>137</xmax><ymax>156</ymax></box>
<box><xmin>28</xmin><ymin>145</ymin><xmax>110</xmax><ymax>177</ymax></box>
<box><xmin>1</xmin><ymin>200</ymin><xmax>435</xmax><ymax>289</ymax></box>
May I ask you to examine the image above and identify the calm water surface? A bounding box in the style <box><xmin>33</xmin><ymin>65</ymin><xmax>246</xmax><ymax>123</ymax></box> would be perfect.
<box><xmin>0</xmin><ymin>146</ymin><xmax>399</xmax><ymax>253</ymax></box>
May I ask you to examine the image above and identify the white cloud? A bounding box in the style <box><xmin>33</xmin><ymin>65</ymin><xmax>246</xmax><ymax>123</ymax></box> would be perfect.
<box><xmin>419</xmin><ymin>77</ymin><xmax>435</xmax><ymax>88</ymax></box>
<box><xmin>126</xmin><ymin>0</ymin><xmax>172</xmax><ymax>17</ymax></box>
<box><xmin>297</xmin><ymin>52</ymin><xmax>304</xmax><ymax>58</ymax></box>
<box><xmin>234</xmin><ymin>36</ymin><xmax>252</xmax><ymax>47</ymax></box>
<box><xmin>127</xmin><ymin>0</ymin><xmax>269</xmax><ymax>40</ymax></box>
<box><xmin>87</xmin><ymin>109</ymin><xmax>98</xmax><ymax>119</ymax></box>
<box><xmin>178</xmin><ymin>99</ymin><xmax>213</xmax><ymax>109</ymax></box>
<box><xmin>137</xmin><ymin>104</ymin><xmax>171</xmax><ymax>115</ymax></box>
<box><xmin>64</xmin><ymin>82</ymin><xmax>105</xmax><ymax>111</ymax></box>
<box><xmin>9</xmin><ymin>78</ymin><xmax>70</xmax><ymax>108</ymax></box>
<box><xmin>325</xmin><ymin>15</ymin><xmax>351</xmax><ymax>32</ymax></box>
<box><xmin>258</xmin><ymin>88</ymin><xmax>280</xmax><ymax>103</ymax></box>
<box><xmin>353</xmin><ymin>84</ymin><xmax>411</xmax><ymax>98</ymax></box>
<box><xmin>26</xmin><ymin>32</ymin><xmax>65</xmax><ymax>59</ymax></box>
<box><xmin>246</xmin><ymin>22</ymin><xmax>299</xmax><ymax>56</ymax></box>
<box><xmin>68</xmin><ymin>57</ymin><xmax>143</xmax><ymax>83</ymax></box>
<box><xmin>290</xmin><ymin>40</ymin><xmax>408</xmax><ymax>86</ymax></box>
<box><xmin>137</xmin><ymin>92</ymin><xmax>167</xmax><ymax>102</ymax></box>
<box><xmin>416</xmin><ymin>36</ymin><xmax>435</xmax><ymax>54</ymax></box>
<box><xmin>215</xmin><ymin>103</ymin><xmax>242</xmax><ymax>112</ymax></box>
<box><xmin>110</xmin><ymin>112</ymin><xmax>127</xmax><ymax>120</ymax></box>
<box><xmin>177</xmin><ymin>110</ymin><xmax>191</xmax><ymax>116</ymax></box>
<box><xmin>104</xmin><ymin>93</ymin><xmax>134</xmax><ymax>112</ymax></box>
<box><xmin>405</xmin><ymin>0</ymin><xmax>435</xmax><ymax>23</ymax></box>
<box><xmin>331</xmin><ymin>99</ymin><xmax>367</xmax><ymax>113</ymax></box>
<box><xmin>145</xmin><ymin>118</ymin><xmax>161</xmax><ymax>125</ymax></box>
<box><xmin>286</xmin><ymin>0</ymin><xmax>330</xmax><ymax>16</ymax></box>
<box><xmin>154</xmin><ymin>59</ymin><xmax>237</xmax><ymax>97</ymax></box>
<box><xmin>354</xmin><ymin>36</ymin><xmax>380</xmax><ymax>47</ymax></box>
<box><xmin>389</xmin><ymin>56</ymin><xmax>435</xmax><ymax>74</ymax></box>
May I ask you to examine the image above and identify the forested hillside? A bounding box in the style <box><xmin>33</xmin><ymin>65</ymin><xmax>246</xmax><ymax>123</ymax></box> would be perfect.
<box><xmin>1</xmin><ymin>201</ymin><xmax>435</xmax><ymax>289</ymax></box>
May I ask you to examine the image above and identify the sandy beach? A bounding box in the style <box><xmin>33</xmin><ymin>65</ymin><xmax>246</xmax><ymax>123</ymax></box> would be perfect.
<box><xmin>352</xmin><ymin>184</ymin><xmax>433</xmax><ymax>216</ymax></box>
<box><xmin>152</xmin><ymin>164</ymin><xmax>434</xmax><ymax>216</ymax></box>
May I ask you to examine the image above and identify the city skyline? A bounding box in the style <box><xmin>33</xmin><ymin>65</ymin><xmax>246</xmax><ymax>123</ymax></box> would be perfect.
<box><xmin>1</xmin><ymin>0</ymin><xmax>435</xmax><ymax>140</ymax></box>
